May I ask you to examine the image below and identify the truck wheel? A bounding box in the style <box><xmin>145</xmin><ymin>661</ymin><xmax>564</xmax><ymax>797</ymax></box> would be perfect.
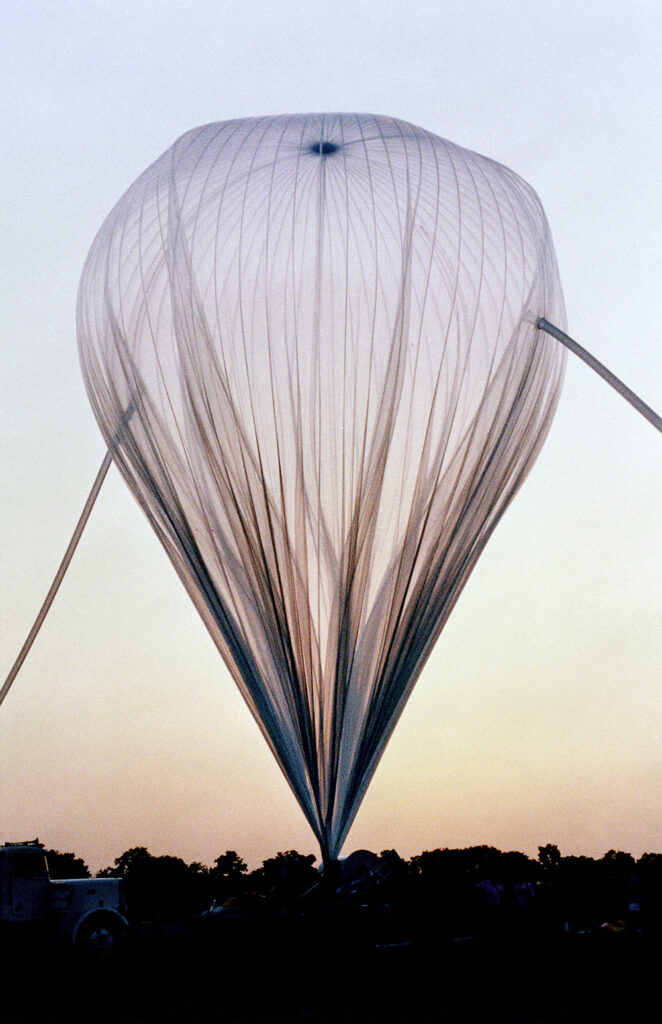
<box><xmin>75</xmin><ymin>913</ymin><xmax>127</xmax><ymax>959</ymax></box>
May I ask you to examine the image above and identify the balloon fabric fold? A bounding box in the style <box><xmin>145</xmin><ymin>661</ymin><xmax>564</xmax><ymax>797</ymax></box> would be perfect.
<box><xmin>77</xmin><ymin>114</ymin><xmax>566</xmax><ymax>863</ymax></box>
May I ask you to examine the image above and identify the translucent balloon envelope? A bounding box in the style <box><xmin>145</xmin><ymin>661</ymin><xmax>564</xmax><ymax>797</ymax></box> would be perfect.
<box><xmin>78</xmin><ymin>114</ymin><xmax>566</xmax><ymax>862</ymax></box>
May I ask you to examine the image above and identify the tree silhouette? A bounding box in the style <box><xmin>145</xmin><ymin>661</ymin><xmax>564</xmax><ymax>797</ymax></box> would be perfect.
<box><xmin>538</xmin><ymin>844</ymin><xmax>561</xmax><ymax>872</ymax></box>
<box><xmin>210</xmin><ymin>850</ymin><xmax>248</xmax><ymax>902</ymax></box>
<box><xmin>45</xmin><ymin>849</ymin><xmax>90</xmax><ymax>879</ymax></box>
<box><xmin>249</xmin><ymin>850</ymin><xmax>318</xmax><ymax>900</ymax></box>
<box><xmin>97</xmin><ymin>847</ymin><xmax>205</xmax><ymax>917</ymax></box>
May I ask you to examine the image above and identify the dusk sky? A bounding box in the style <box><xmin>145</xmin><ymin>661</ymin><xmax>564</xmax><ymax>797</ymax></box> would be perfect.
<box><xmin>1</xmin><ymin>0</ymin><xmax>661</xmax><ymax>874</ymax></box>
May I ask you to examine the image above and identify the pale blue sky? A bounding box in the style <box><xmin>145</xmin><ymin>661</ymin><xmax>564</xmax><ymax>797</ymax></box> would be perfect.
<box><xmin>1</xmin><ymin>0</ymin><xmax>661</xmax><ymax>871</ymax></box>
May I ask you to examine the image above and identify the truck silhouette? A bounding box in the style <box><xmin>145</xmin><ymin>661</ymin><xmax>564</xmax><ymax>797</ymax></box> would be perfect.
<box><xmin>0</xmin><ymin>839</ymin><xmax>128</xmax><ymax>957</ymax></box>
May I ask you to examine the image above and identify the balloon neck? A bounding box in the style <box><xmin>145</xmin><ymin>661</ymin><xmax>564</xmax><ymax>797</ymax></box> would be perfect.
<box><xmin>321</xmin><ymin>855</ymin><xmax>340</xmax><ymax>891</ymax></box>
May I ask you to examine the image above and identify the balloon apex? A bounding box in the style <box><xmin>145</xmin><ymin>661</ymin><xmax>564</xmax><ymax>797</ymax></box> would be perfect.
<box><xmin>309</xmin><ymin>140</ymin><xmax>339</xmax><ymax>156</ymax></box>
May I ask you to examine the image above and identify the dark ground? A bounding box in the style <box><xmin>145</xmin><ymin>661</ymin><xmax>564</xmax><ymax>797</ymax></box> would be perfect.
<box><xmin>3</xmin><ymin>915</ymin><xmax>662</xmax><ymax>1023</ymax></box>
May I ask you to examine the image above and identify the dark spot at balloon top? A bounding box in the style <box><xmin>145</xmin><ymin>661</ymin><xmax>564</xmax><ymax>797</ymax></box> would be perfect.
<box><xmin>309</xmin><ymin>141</ymin><xmax>339</xmax><ymax>156</ymax></box>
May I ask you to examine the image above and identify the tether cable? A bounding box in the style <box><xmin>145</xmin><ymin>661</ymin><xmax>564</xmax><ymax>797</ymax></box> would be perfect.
<box><xmin>0</xmin><ymin>450</ymin><xmax>113</xmax><ymax>708</ymax></box>
<box><xmin>538</xmin><ymin>318</ymin><xmax>662</xmax><ymax>434</ymax></box>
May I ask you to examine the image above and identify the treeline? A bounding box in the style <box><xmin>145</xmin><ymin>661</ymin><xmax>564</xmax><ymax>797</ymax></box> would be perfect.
<box><xmin>42</xmin><ymin>842</ymin><xmax>662</xmax><ymax>931</ymax></box>
<box><xmin>46</xmin><ymin>846</ymin><xmax>318</xmax><ymax>918</ymax></box>
<box><xmin>407</xmin><ymin>845</ymin><xmax>661</xmax><ymax>933</ymax></box>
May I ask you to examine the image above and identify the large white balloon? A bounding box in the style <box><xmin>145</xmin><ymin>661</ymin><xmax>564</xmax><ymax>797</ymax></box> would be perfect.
<box><xmin>78</xmin><ymin>114</ymin><xmax>565</xmax><ymax>862</ymax></box>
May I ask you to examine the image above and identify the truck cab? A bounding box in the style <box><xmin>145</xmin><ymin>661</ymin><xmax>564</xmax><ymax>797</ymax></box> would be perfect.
<box><xmin>0</xmin><ymin>840</ymin><xmax>128</xmax><ymax>957</ymax></box>
<box><xmin>0</xmin><ymin>841</ymin><xmax>49</xmax><ymax>923</ymax></box>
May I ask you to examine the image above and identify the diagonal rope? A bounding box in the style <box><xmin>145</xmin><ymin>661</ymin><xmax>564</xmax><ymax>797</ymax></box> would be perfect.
<box><xmin>538</xmin><ymin>318</ymin><xmax>662</xmax><ymax>434</ymax></box>
<box><xmin>0</xmin><ymin>450</ymin><xmax>113</xmax><ymax>708</ymax></box>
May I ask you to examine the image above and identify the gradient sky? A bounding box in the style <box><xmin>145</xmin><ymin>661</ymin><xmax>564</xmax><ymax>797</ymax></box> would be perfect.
<box><xmin>1</xmin><ymin>0</ymin><xmax>661</xmax><ymax>874</ymax></box>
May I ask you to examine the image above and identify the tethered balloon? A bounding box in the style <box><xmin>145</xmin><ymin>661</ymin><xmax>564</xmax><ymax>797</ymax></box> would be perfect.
<box><xmin>77</xmin><ymin>114</ymin><xmax>566</xmax><ymax>866</ymax></box>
